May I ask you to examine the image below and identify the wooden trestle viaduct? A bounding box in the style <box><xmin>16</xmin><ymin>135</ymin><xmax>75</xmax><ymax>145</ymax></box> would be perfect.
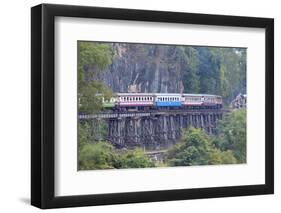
<box><xmin>79</xmin><ymin>109</ymin><xmax>224</xmax><ymax>150</ymax></box>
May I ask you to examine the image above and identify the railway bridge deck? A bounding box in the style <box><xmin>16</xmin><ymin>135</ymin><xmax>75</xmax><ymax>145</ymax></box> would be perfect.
<box><xmin>79</xmin><ymin>109</ymin><xmax>226</xmax><ymax>149</ymax></box>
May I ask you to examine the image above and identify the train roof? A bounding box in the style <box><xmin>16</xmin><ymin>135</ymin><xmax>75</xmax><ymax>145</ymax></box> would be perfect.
<box><xmin>116</xmin><ymin>93</ymin><xmax>155</xmax><ymax>96</ymax></box>
<box><xmin>115</xmin><ymin>93</ymin><xmax>221</xmax><ymax>97</ymax></box>
<box><xmin>116</xmin><ymin>93</ymin><xmax>181</xmax><ymax>96</ymax></box>
<box><xmin>182</xmin><ymin>93</ymin><xmax>221</xmax><ymax>97</ymax></box>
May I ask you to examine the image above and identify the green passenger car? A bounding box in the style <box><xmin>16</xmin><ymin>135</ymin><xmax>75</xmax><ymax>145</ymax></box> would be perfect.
<box><xmin>102</xmin><ymin>97</ymin><xmax>116</xmax><ymax>108</ymax></box>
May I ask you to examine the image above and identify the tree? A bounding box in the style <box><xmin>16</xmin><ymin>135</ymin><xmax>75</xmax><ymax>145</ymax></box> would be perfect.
<box><xmin>79</xmin><ymin>81</ymin><xmax>113</xmax><ymax>113</ymax></box>
<box><xmin>217</xmin><ymin>48</ymin><xmax>246</xmax><ymax>102</ymax></box>
<box><xmin>208</xmin><ymin>149</ymin><xmax>237</xmax><ymax>165</ymax></box>
<box><xmin>118</xmin><ymin>149</ymin><xmax>155</xmax><ymax>168</ymax></box>
<box><xmin>78</xmin><ymin>41</ymin><xmax>114</xmax><ymax>113</ymax></box>
<box><xmin>79</xmin><ymin>141</ymin><xmax>119</xmax><ymax>170</ymax></box>
<box><xmin>166</xmin><ymin>128</ymin><xmax>236</xmax><ymax>166</ymax></box>
<box><xmin>214</xmin><ymin>109</ymin><xmax>246</xmax><ymax>163</ymax></box>
<box><xmin>79</xmin><ymin>140</ymin><xmax>155</xmax><ymax>170</ymax></box>
<box><xmin>192</xmin><ymin>47</ymin><xmax>246</xmax><ymax>103</ymax></box>
<box><xmin>78</xmin><ymin>121</ymin><xmax>90</xmax><ymax>152</ymax></box>
<box><xmin>78</xmin><ymin>41</ymin><xmax>113</xmax><ymax>87</ymax></box>
<box><xmin>181</xmin><ymin>47</ymin><xmax>200</xmax><ymax>93</ymax></box>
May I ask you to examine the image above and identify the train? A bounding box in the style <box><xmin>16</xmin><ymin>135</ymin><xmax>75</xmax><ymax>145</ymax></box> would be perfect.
<box><xmin>102</xmin><ymin>93</ymin><xmax>223</xmax><ymax>111</ymax></box>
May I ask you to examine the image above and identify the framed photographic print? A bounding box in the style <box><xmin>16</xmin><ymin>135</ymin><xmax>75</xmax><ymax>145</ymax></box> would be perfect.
<box><xmin>31</xmin><ymin>3</ymin><xmax>274</xmax><ymax>209</ymax></box>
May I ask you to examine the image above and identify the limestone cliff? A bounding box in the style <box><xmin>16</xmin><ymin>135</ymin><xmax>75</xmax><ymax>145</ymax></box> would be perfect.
<box><xmin>96</xmin><ymin>43</ymin><xmax>186</xmax><ymax>93</ymax></box>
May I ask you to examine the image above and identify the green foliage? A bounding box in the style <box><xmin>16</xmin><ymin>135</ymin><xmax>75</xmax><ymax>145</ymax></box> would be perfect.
<box><xmin>79</xmin><ymin>142</ymin><xmax>155</xmax><ymax>170</ymax></box>
<box><xmin>173</xmin><ymin>46</ymin><xmax>246</xmax><ymax>102</ymax></box>
<box><xmin>78</xmin><ymin>122</ymin><xmax>155</xmax><ymax>170</ymax></box>
<box><xmin>78</xmin><ymin>41</ymin><xmax>114</xmax><ymax>113</ymax></box>
<box><xmin>180</xmin><ymin>47</ymin><xmax>246</xmax><ymax>103</ymax></box>
<box><xmin>78</xmin><ymin>41</ymin><xmax>113</xmax><ymax>86</ymax></box>
<box><xmin>77</xmin><ymin>42</ymin><xmax>247</xmax><ymax>169</ymax></box>
<box><xmin>215</xmin><ymin>109</ymin><xmax>247</xmax><ymax>163</ymax></box>
<box><xmin>78</xmin><ymin>110</ymin><xmax>245</xmax><ymax>170</ymax></box>
<box><xmin>166</xmin><ymin>128</ymin><xmax>210</xmax><ymax>166</ymax></box>
<box><xmin>216</xmin><ymin>48</ymin><xmax>246</xmax><ymax>101</ymax></box>
<box><xmin>208</xmin><ymin>149</ymin><xmax>237</xmax><ymax>165</ymax></box>
<box><xmin>79</xmin><ymin>142</ymin><xmax>121</xmax><ymax>170</ymax></box>
<box><xmin>78</xmin><ymin>42</ymin><xmax>246</xmax><ymax>106</ymax></box>
<box><xmin>166</xmin><ymin>128</ymin><xmax>237</xmax><ymax>166</ymax></box>
<box><xmin>79</xmin><ymin>81</ymin><xmax>113</xmax><ymax>113</ymax></box>
<box><xmin>78</xmin><ymin>120</ymin><xmax>109</xmax><ymax>148</ymax></box>
<box><xmin>181</xmin><ymin>47</ymin><xmax>200</xmax><ymax>93</ymax></box>
<box><xmin>166</xmin><ymin>109</ymin><xmax>246</xmax><ymax>166</ymax></box>
<box><xmin>78</xmin><ymin>122</ymin><xmax>90</xmax><ymax>151</ymax></box>
<box><xmin>117</xmin><ymin>149</ymin><xmax>155</xmax><ymax>168</ymax></box>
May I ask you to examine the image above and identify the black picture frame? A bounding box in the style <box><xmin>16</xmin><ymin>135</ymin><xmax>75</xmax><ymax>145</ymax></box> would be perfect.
<box><xmin>31</xmin><ymin>3</ymin><xmax>274</xmax><ymax>209</ymax></box>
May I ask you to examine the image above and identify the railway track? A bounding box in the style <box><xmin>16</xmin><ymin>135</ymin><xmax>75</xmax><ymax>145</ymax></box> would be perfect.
<box><xmin>79</xmin><ymin>109</ymin><xmax>229</xmax><ymax>119</ymax></box>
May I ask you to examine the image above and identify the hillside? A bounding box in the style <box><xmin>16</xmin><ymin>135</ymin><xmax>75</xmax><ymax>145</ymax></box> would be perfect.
<box><xmin>89</xmin><ymin>42</ymin><xmax>246</xmax><ymax>103</ymax></box>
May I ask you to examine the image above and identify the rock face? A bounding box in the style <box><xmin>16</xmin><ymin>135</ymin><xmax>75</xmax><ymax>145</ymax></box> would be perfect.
<box><xmin>96</xmin><ymin>43</ymin><xmax>185</xmax><ymax>93</ymax></box>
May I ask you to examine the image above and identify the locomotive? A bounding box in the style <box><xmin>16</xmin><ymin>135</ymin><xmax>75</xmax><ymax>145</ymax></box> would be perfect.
<box><xmin>102</xmin><ymin>93</ymin><xmax>223</xmax><ymax>111</ymax></box>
